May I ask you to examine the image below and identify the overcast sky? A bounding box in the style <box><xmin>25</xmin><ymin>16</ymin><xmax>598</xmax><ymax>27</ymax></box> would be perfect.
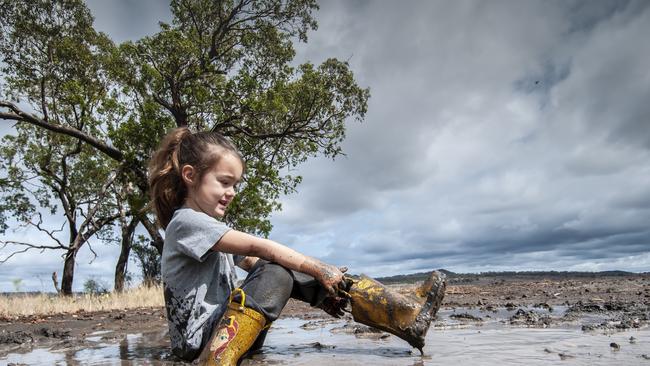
<box><xmin>1</xmin><ymin>0</ymin><xmax>649</xmax><ymax>292</ymax></box>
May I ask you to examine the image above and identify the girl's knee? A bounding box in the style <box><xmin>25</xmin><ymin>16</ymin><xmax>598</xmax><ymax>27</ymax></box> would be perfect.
<box><xmin>258</xmin><ymin>261</ymin><xmax>294</xmax><ymax>288</ymax></box>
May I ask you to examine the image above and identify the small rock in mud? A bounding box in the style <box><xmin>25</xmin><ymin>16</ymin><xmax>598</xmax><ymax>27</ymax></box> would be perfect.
<box><xmin>307</xmin><ymin>342</ymin><xmax>334</xmax><ymax>350</ymax></box>
<box><xmin>509</xmin><ymin>309</ymin><xmax>551</xmax><ymax>327</ymax></box>
<box><xmin>581</xmin><ymin>324</ymin><xmax>598</xmax><ymax>332</ymax></box>
<box><xmin>353</xmin><ymin>325</ymin><xmax>383</xmax><ymax>335</ymax></box>
<box><xmin>504</xmin><ymin>303</ymin><xmax>517</xmax><ymax>311</ymax></box>
<box><xmin>330</xmin><ymin>323</ymin><xmax>390</xmax><ymax>340</ymax></box>
<box><xmin>533</xmin><ymin>302</ymin><xmax>553</xmax><ymax>312</ymax></box>
<box><xmin>450</xmin><ymin>313</ymin><xmax>483</xmax><ymax>321</ymax></box>
<box><xmin>49</xmin><ymin>339</ymin><xmax>79</xmax><ymax>351</ymax></box>
<box><xmin>610</xmin><ymin>342</ymin><xmax>620</xmax><ymax>350</ymax></box>
<box><xmin>558</xmin><ymin>352</ymin><xmax>575</xmax><ymax>360</ymax></box>
<box><xmin>617</xmin><ymin>316</ymin><xmax>642</xmax><ymax>329</ymax></box>
<box><xmin>641</xmin><ymin>354</ymin><xmax>650</xmax><ymax>360</ymax></box>
<box><xmin>567</xmin><ymin>301</ymin><xmax>603</xmax><ymax>313</ymax></box>
<box><xmin>480</xmin><ymin>305</ymin><xmax>497</xmax><ymax>313</ymax></box>
<box><xmin>0</xmin><ymin>330</ymin><xmax>33</xmax><ymax>344</ymax></box>
<box><xmin>329</xmin><ymin>323</ymin><xmax>356</xmax><ymax>334</ymax></box>
<box><xmin>629</xmin><ymin>336</ymin><xmax>637</xmax><ymax>344</ymax></box>
<box><xmin>330</xmin><ymin>323</ymin><xmax>382</xmax><ymax>335</ymax></box>
<box><xmin>581</xmin><ymin>311</ymin><xmax>646</xmax><ymax>331</ymax></box>
<box><xmin>603</xmin><ymin>302</ymin><xmax>626</xmax><ymax>311</ymax></box>
<box><xmin>36</xmin><ymin>327</ymin><xmax>70</xmax><ymax>339</ymax></box>
<box><xmin>300</xmin><ymin>320</ymin><xmax>328</xmax><ymax>330</ymax></box>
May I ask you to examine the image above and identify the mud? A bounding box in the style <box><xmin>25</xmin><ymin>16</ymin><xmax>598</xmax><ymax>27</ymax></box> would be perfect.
<box><xmin>1</xmin><ymin>273</ymin><xmax>648</xmax><ymax>365</ymax></box>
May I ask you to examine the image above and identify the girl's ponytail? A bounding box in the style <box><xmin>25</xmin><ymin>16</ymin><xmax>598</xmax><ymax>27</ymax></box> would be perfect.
<box><xmin>148</xmin><ymin>127</ymin><xmax>192</xmax><ymax>229</ymax></box>
<box><xmin>148</xmin><ymin>127</ymin><xmax>244</xmax><ymax>229</ymax></box>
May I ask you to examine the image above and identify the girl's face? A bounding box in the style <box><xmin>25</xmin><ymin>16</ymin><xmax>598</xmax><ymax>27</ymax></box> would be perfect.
<box><xmin>183</xmin><ymin>152</ymin><xmax>243</xmax><ymax>219</ymax></box>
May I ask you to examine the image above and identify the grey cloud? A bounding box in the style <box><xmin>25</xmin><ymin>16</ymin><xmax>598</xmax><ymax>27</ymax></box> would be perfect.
<box><xmin>565</xmin><ymin>0</ymin><xmax>647</xmax><ymax>34</ymax></box>
<box><xmin>549</xmin><ymin>5</ymin><xmax>650</xmax><ymax>148</ymax></box>
<box><xmin>4</xmin><ymin>0</ymin><xmax>650</xmax><ymax>290</ymax></box>
<box><xmin>85</xmin><ymin>0</ymin><xmax>172</xmax><ymax>43</ymax></box>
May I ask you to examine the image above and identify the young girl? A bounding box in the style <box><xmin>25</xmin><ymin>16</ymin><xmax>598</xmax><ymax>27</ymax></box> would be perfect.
<box><xmin>148</xmin><ymin>127</ymin><xmax>347</xmax><ymax>364</ymax></box>
<box><xmin>149</xmin><ymin>128</ymin><xmax>446</xmax><ymax>365</ymax></box>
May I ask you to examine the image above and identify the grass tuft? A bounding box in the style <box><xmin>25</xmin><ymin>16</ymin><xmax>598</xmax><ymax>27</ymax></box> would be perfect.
<box><xmin>0</xmin><ymin>285</ymin><xmax>164</xmax><ymax>318</ymax></box>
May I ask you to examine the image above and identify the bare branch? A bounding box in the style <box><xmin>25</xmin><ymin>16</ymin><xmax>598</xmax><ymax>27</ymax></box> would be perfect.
<box><xmin>86</xmin><ymin>241</ymin><xmax>97</xmax><ymax>264</ymax></box>
<box><xmin>74</xmin><ymin>169</ymin><xmax>121</xmax><ymax>249</ymax></box>
<box><xmin>25</xmin><ymin>212</ymin><xmax>66</xmax><ymax>247</ymax></box>
<box><xmin>0</xmin><ymin>240</ymin><xmax>66</xmax><ymax>263</ymax></box>
<box><xmin>0</xmin><ymin>101</ymin><xmax>124</xmax><ymax>161</ymax></box>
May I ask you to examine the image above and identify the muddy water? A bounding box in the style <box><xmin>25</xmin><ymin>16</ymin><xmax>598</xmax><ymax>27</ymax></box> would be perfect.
<box><xmin>2</xmin><ymin>330</ymin><xmax>174</xmax><ymax>365</ymax></box>
<box><xmin>3</xmin><ymin>308</ymin><xmax>650</xmax><ymax>365</ymax></box>
<box><xmin>243</xmin><ymin>317</ymin><xmax>650</xmax><ymax>366</ymax></box>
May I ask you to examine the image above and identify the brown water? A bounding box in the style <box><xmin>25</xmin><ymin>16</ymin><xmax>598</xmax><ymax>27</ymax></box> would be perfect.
<box><xmin>3</xmin><ymin>308</ymin><xmax>649</xmax><ymax>365</ymax></box>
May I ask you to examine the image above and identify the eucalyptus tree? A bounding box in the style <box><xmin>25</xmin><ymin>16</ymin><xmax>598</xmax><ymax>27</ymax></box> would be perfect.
<box><xmin>1</xmin><ymin>0</ymin><xmax>369</xmax><ymax>293</ymax></box>
<box><xmin>0</xmin><ymin>0</ymin><xmax>125</xmax><ymax>294</ymax></box>
<box><xmin>114</xmin><ymin>0</ymin><xmax>370</xmax><ymax>235</ymax></box>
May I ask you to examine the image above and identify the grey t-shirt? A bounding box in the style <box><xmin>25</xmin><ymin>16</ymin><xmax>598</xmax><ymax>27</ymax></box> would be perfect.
<box><xmin>161</xmin><ymin>207</ymin><xmax>244</xmax><ymax>360</ymax></box>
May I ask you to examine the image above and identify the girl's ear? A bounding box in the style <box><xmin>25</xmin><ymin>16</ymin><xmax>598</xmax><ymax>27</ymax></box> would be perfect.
<box><xmin>181</xmin><ymin>165</ymin><xmax>196</xmax><ymax>186</ymax></box>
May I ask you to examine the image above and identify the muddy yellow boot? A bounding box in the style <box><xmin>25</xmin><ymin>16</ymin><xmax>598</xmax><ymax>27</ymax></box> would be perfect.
<box><xmin>197</xmin><ymin>288</ymin><xmax>267</xmax><ymax>366</ymax></box>
<box><xmin>346</xmin><ymin>271</ymin><xmax>446</xmax><ymax>353</ymax></box>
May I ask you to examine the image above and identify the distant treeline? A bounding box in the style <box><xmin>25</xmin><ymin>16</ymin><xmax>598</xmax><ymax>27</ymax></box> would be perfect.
<box><xmin>375</xmin><ymin>269</ymin><xmax>648</xmax><ymax>284</ymax></box>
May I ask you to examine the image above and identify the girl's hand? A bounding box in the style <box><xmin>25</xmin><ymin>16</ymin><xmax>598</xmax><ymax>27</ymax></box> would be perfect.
<box><xmin>301</xmin><ymin>258</ymin><xmax>347</xmax><ymax>295</ymax></box>
<box><xmin>318</xmin><ymin>264</ymin><xmax>347</xmax><ymax>296</ymax></box>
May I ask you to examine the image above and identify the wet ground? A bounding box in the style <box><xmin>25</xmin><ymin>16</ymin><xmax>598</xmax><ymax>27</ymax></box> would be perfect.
<box><xmin>1</xmin><ymin>274</ymin><xmax>649</xmax><ymax>365</ymax></box>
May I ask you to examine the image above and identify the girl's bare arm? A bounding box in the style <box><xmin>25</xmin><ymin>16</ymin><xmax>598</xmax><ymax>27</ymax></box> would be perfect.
<box><xmin>215</xmin><ymin>230</ymin><xmax>344</xmax><ymax>294</ymax></box>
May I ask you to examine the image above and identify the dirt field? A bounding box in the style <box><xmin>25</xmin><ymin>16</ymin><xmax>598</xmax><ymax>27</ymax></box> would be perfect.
<box><xmin>1</xmin><ymin>273</ymin><xmax>649</xmax><ymax>364</ymax></box>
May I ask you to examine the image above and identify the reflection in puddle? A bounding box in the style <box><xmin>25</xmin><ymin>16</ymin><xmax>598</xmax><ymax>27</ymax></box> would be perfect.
<box><xmin>2</xmin><ymin>329</ymin><xmax>176</xmax><ymax>365</ymax></box>
<box><xmin>2</xmin><ymin>309</ymin><xmax>649</xmax><ymax>365</ymax></box>
<box><xmin>244</xmin><ymin>318</ymin><xmax>650</xmax><ymax>366</ymax></box>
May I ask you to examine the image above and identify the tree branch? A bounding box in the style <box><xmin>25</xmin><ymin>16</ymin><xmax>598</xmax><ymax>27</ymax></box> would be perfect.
<box><xmin>139</xmin><ymin>214</ymin><xmax>164</xmax><ymax>254</ymax></box>
<box><xmin>86</xmin><ymin>241</ymin><xmax>98</xmax><ymax>264</ymax></box>
<box><xmin>0</xmin><ymin>240</ymin><xmax>67</xmax><ymax>263</ymax></box>
<box><xmin>0</xmin><ymin>101</ymin><xmax>124</xmax><ymax>161</ymax></box>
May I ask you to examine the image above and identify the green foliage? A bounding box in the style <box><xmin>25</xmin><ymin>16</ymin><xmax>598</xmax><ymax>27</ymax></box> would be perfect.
<box><xmin>11</xmin><ymin>278</ymin><xmax>23</xmax><ymax>292</ymax></box>
<box><xmin>131</xmin><ymin>235</ymin><xmax>161</xmax><ymax>287</ymax></box>
<box><xmin>0</xmin><ymin>0</ymin><xmax>126</xmax><ymax>294</ymax></box>
<box><xmin>83</xmin><ymin>278</ymin><xmax>108</xmax><ymax>295</ymax></box>
<box><xmin>111</xmin><ymin>0</ymin><xmax>369</xmax><ymax>235</ymax></box>
<box><xmin>0</xmin><ymin>0</ymin><xmax>369</xmax><ymax>284</ymax></box>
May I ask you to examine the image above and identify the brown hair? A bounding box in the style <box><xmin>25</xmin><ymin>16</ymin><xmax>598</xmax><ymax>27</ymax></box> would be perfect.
<box><xmin>147</xmin><ymin>127</ymin><xmax>244</xmax><ymax>229</ymax></box>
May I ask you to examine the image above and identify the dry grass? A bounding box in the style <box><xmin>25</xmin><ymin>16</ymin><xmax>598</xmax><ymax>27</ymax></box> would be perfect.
<box><xmin>0</xmin><ymin>285</ymin><xmax>164</xmax><ymax>318</ymax></box>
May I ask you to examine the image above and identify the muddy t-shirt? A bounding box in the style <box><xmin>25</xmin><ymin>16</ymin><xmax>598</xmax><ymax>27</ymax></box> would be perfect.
<box><xmin>161</xmin><ymin>207</ymin><xmax>243</xmax><ymax>360</ymax></box>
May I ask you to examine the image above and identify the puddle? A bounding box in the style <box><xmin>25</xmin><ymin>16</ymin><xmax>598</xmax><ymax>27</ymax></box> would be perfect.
<box><xmin>244</xmin><ymin>318</ymin><xmax>650</xmax><ymax>366</ymax></box>
<box><xmin>2</xmin><ymin>329</ymin><xmax>175</xmax><ymax>365</ymax></box>
<box><xmin>85</xmin><ymin>330</ymin><xmax>113</xmax><ymax>343</ymax></box>
<box><xmin>2</xmin><ymin>310</ymin><xmax>649</xmax><ymax>365</ymax></box>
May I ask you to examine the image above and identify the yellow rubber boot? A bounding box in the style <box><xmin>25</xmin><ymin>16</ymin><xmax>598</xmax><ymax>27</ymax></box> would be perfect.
<box><xmin>347</xmin><ymin>271</ymin><xmax>446</xmax><ymax>353</ymax></box>
<box><xmin>197</xmin><ymin>289</ymin><xmax>267</xmax><ymax>366</ymax></box>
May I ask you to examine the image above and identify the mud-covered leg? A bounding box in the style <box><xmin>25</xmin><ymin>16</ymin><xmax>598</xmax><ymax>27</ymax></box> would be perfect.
<box><xmin>197</xmin><ymin>262</ymin><xmax>294</xmax><ymax>366</ymax></box>
<box><xmin>198</xmin><ymin>260</ymin><xmax>330</xmax><ymax>365</ymax></box>
<box><xmin>196</xmin><ymin>288</ymin><xmax>268</xmax><ymax>366</ymax></box>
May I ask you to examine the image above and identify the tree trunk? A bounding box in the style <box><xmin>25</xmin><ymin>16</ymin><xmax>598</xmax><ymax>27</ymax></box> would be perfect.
<box><xmin>113</xmin><ymin>242</ymin><xmax>130</xmax><ymax>293</ymax></box>
<box><xmin>114</xmin><ymin>217</ymin><xmax>138</xmax><ymax>293</ymax></box>
<box><xmin>61</xmin><ymin>248</ymin><xmax>78</xmax><ymax>296</ymax></box>
<box><xmin>51</xmin><ymin>272</ymin><xmax>61</xmax><ymax>294</ymax></box>
<box><xmin>140</xmin><ymin>216</ymin><xmax>164</xmax><ymax>254</ymax></box>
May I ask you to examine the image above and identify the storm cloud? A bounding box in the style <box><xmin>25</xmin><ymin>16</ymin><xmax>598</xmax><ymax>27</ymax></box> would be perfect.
<box><xmin>270</xmin><ymin>0</ymin><xmax>650</xmax><ymax>276</ymax></box>
<box><xmin>1</xmin><ymin>0</ymin><xmax>648</xmax><ymax>291</ymax></box>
